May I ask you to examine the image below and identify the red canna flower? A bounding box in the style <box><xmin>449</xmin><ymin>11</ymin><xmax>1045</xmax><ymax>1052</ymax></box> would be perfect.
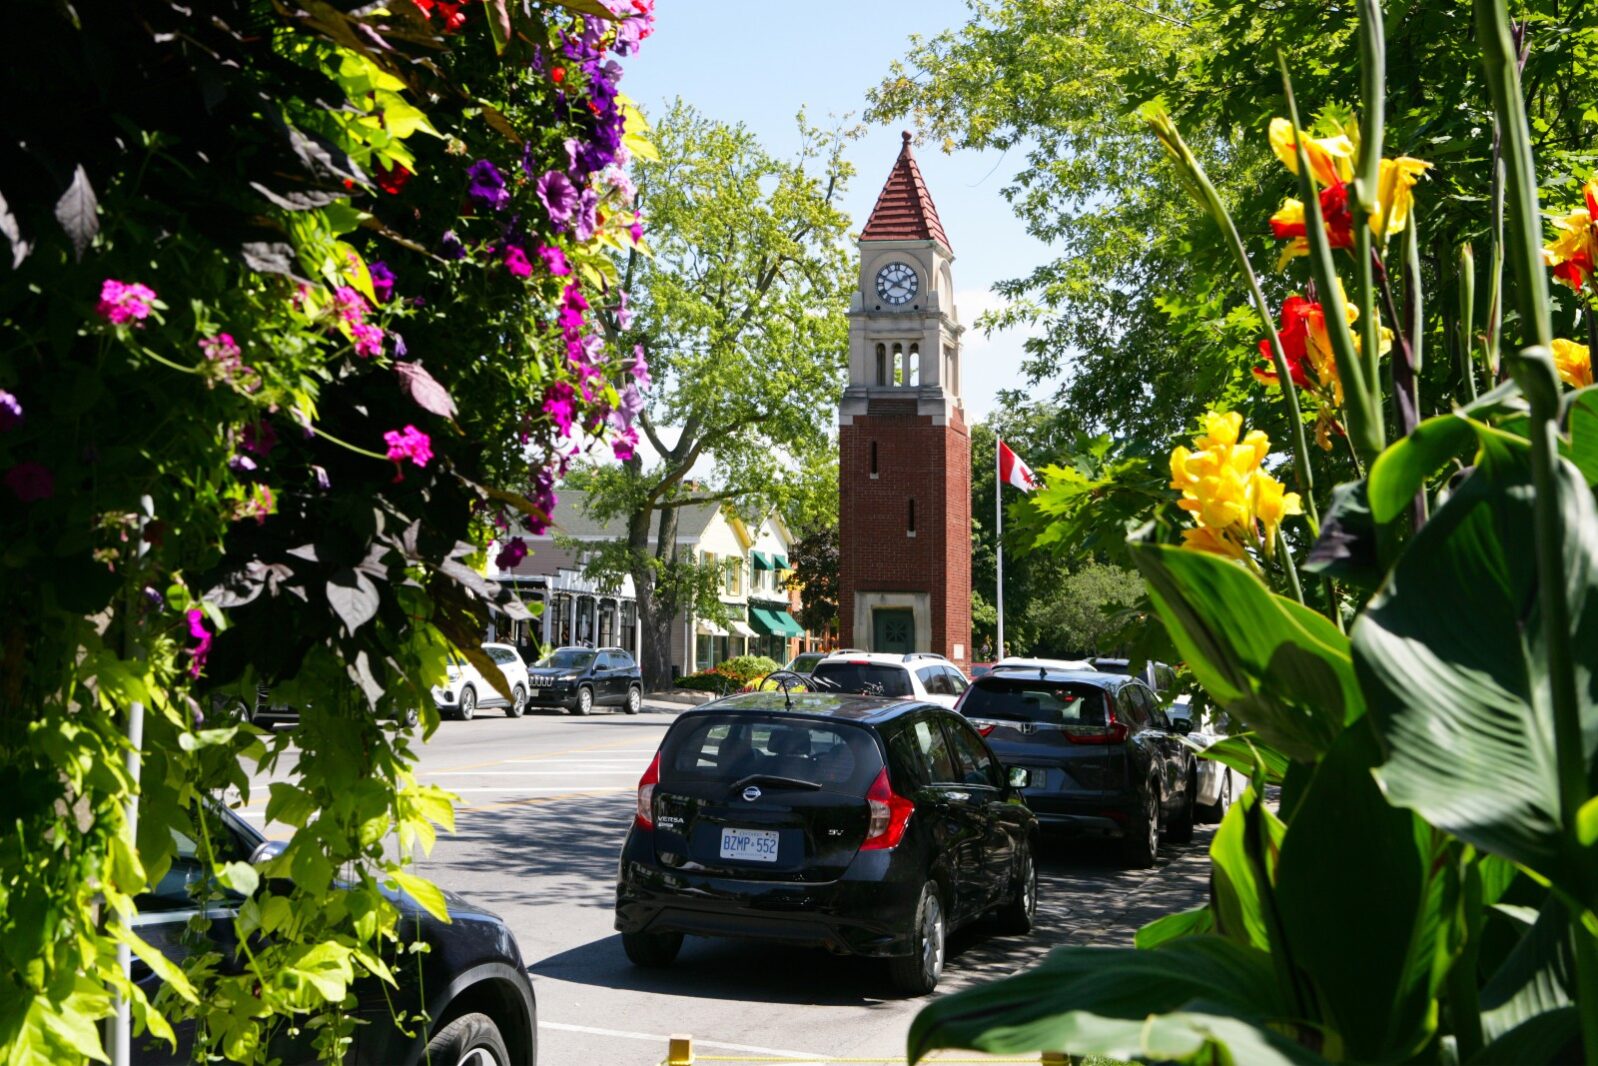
<box><xmin>1254</xmin><ymin>296</ymin><xmax>1317</xmax><ymax>391</ymax></box>
<box><xmin>376</xmin><ymin>161</ymin><xmax>413</xmax><ymax>195</ymax></box>
<box><xmin>551</xmin><ymin>67</ymin><xmax>566</xmax><ymax>84</ymax></box>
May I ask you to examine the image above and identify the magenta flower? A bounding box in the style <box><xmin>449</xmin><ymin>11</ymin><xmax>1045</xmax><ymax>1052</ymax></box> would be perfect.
<box><xmin>369</xmin><ymin>261</ymin><xmax>396</xmax><ymax>303</ymax></box>
<box><xmin>185</xmin><ymin>608</ymin><xmax>213</xmax><ymax>679</ymax></box>
<box><xmin>611</xmin><ymin>425</ymin><xmax>639</xmax><ymax>461</ymax></box>
<box><xmin>0</xmin><ymin>390</ymin><xmax>21</xmax><ymax>431</ymax></box>
<box><xmin>537</xmin><ymin>170</ymin><xmax>578</xmax><ymax>227</ymax></box>
<box><xmin>199</xmin><ymin>333</ymin><xmax>241</xmax><ymax>365</ymax></box>
<box><xmin>467</xmin><ymin>159</ymin><xmax>511</xmax><ymax>212</ymax></box>
<box><xmin>240</xmin><ymin>420</ymin><xmax>277</xmax><ymax>456</ymax></box>
<box><xmin>629</xmin><ymin>212</ymin><xmax>644</xmax><ymax>244</ymax></box>
<box><xmin>573</xmin><ymin>189</ymin><xmax>600</xmax><ymax>241</ymax></box>
<box><xmin>542</xmin><ymin>381</ymin><xmax>577</xmax><ymax>437</ymax></box>
<box><xmin>384</xmin><ymin>425</ymin><xmax>434</xmax><ymax>474</ymax></box>
<box><xmin>537</xmin><ymin>244</ymin><xmax>572</xmax><ymax>277</ymax></box>
<box><xmin>351</xmin><ymin>321</ymin><xmax>384</xmax><ymax>357</ymax></box>
<box><xmin>631</xmin><ymin>344</ymin><xmax>651</xmax><ymax>389</ymax></box>
<box><xmin>615</xmin><ymin>290</ymin><xmax>634</xmax><ymax>330</ymax></box>
<box><xmin>495</xmin><ymin>537</ymin><xmax>529</xmax><ymax>570</ymax></box>
<box><xmin>501</xmin><ymin>244</ymin><xmax>533</xmax><ymax>278</ymax></box>
<box><xmin>4</xmin><ymin>461</ymin><xmax>53</xmax><ymax>502</ymax></box>
<box><xmin>96</xmin><ymin>279</ymin><xmax>158</xmax><ymax>326</ymax></box>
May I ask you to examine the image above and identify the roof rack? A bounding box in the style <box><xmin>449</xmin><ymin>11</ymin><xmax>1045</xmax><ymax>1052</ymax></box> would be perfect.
<box><xmin>901</xmin><ymin>652</ymin><xmax>948</xmax><ymax>663</ymax></box>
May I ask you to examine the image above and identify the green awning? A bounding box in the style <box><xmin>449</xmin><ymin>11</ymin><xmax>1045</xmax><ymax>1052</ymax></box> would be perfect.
<box><xmin>771</xmin><ymin>554</ymin><xmax>789</xmax><ymax>571</ymax></box>
<box><xmin>773</xmin><ymin>609</ymin><xmax>805</xmax><ymax>637</ymax></box>
<box><xmin>747</xmin><ymin>605</ymin><xmax>785</xmax><ymax>636</ymax></box>
<box><xmin>750</xmin><ymin>551</ymin><xmax>773</xmax><ymax>570</ymax></box>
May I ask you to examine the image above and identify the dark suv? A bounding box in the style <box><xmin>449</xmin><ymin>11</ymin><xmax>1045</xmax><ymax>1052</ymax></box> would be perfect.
<box><xmin>527</xmin><ymin>646</ymin><xmax>643</xmax><ymax>715</ymax></box>
<box><xmin>615</xmin><ymin>691</ymin><xmax>1038</xmax><ymax>994</ymax></box>
<box><xmin>133</xmin><ymin>805</ymin><xmax>537</xmax><ymax>1064</ymax></box>
<box><xmin>956</xmin><ymin>669</ymin><xmax>1196</xmax><ymax>868</ymax></box>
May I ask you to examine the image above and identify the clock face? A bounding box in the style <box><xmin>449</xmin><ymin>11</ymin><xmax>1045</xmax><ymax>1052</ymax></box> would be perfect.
<box><xmin>875</xmin><ymin>262</ymin><xmax>918</xmax><ymax>306</ymax></box>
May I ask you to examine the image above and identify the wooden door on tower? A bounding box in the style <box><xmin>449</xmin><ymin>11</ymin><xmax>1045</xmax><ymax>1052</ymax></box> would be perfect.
<box><xmin>873</xmin><ymin>608</ymin><xmax>915</xmax><ymax>654</ymax></box>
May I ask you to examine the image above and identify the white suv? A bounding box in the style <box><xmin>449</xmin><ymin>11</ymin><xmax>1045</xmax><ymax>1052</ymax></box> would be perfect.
<box><xmin>807</xmin><ymin>652</ymin><xmax>970</xmax><ymax>708</ymax></box>
<box><xmin>432</xmin><ymin>643</ymin><xmax>531</xmax><ymax>720</ymax></box>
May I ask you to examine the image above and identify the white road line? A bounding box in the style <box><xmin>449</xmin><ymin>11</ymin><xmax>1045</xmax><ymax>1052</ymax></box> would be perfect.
<box><xmin>447</xmin><ymin>786</ymin><xmax>632</xmax><ymax>794</ymax></box>
<box><xmin>537</xmin><ymin>1021</ymin><xmax>829</xmax><ymax>1061</ymax></box>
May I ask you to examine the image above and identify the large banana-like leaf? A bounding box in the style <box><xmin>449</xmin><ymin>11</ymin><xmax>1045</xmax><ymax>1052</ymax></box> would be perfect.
<box><xmin>1566</xmin><ymin>386</ymin><xmax>1598</xmax><ymax>486</ymax></box>
<box><xmin>1274</xmin><ymin>721</ymin><xmax>1445</xmax><ymax>1061</ymax></box>
<box><xmin>1480</xmin><ymin>897</ymin><xmax>1577</xmax><ymax>1042</ymax></box>
<box><xmin>1356</xmin><ymin>442</ymin><xmax>1598</xmax><ymax>892</ymax></box>
<box><xmin>905</xmin><ymin>937</ymin><xmax>1307</xmax><ymax>1064</ymax></box>
<box><xmin>1132</xmin><ymin>541</ymin><xmax>1361</xmax><ymax>761</ymax></box>
<box><xmin>1367</xmin><ymin>415</ymin><xmax>1475</xmax><ymax>524</ymax></box>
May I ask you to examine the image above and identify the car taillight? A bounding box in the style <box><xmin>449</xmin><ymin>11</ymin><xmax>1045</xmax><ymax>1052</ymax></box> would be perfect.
<box><xmin>1062</xmin><ymin>711</ymin><xmax>1130</xmax><ymax>745</ymax></box>
<box><xmin>860</xmin><ymin>767</ymin><xmax>914</xmax><ymax>851</ymax></box>
<box><xmin>975</xmin><ymin>722</ymin><xmax>996</xmax><ymax>737</ymax></box>
<box><xmin>635</xmin><ymin>751</ymin><xmax>660</xmax><ymax>830</ymax></box>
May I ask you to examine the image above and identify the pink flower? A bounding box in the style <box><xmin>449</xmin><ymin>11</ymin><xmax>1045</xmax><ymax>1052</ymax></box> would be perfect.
<box><xmin>334</xmin><ymin>286</ymin><xmax>369</xmax><ymax>321</ymax></box>
<box><xmin>611</xmin><ymin>425</ymin><xmax>639</xmax><ymax>461</ymax></box>
<box><xmin>542</xmin><ymin>381</ymin><xmax>577</xmax><ymax>437</ymax></box>
<box><xmin>240</xmin><ymin>420</ymin><xmax>277</xmax><ymax>456</ymax></box>
<box><xmin>4</xmin><ymin>461</ymin><xmax>52</xmax><ymax>502</ymax></box>
<box><xmin>0</xmin><ymin>390</ymin><xmax>21</xmax><ymax>431</ymax></box>
<box><xmin>495</xmin><ymin>537</ymin><xmax>529</xmax><ymax>570</ymax></box>
<box><xmin>96</xmin><ymin>279</ymin><xmax>158</xmax><ymax>326</ymax></box>
<box><xmin>384</xmin><ymin>425</ymin><xmax>433</xmax><ymax>481</ymax></box>
<box><xmin>199</xmin><ymin>333</ymin><xmax>242</xmax><ymax>365</ymax></box>
<box><xmin>628</xmin><ymin>212</ymin><xmax>644</xmax><ymax>244</ymax></box>
<box><xmin>537</xmin><ymin>244</ymin><xmax>572</xmax><ymax>277</ymax></box>
<box><xmin>185</xmin><ymin>608</ymin><xmax>213</xmax><ymax>678</ymax></box>
<box><xmin>501</xmin><ymin>244</ymin><xmax>534</xmax><ymax>278</ymax></box>
<box><xmin>631</xmin><ymin>344</ymin><xmax>651</xmax><ymax>389</ymax></box>
<box><xmin>351</xmin><ymin>321</ymin><xmax>385</xmax><ymax>357</ymax></box>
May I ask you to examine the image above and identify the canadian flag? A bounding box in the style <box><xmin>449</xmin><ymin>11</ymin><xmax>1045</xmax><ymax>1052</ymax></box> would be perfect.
<box><xmin>998</xmin><ymin>439</ymin><xmax>1038</xmax><ymax>492</ymax></box>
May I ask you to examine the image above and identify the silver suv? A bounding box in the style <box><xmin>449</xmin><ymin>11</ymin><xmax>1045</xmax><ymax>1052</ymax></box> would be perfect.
<box><xmin>809</xmin><ymin>652</ymin><xmax>970</xmax><ymax>708</ymax></box>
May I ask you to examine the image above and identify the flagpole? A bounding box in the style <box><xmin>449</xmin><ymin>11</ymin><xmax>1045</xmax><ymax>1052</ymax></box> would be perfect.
<box><xmin>995</xmin><ymin>436</ymin><xmax>1004</xmax><ymax>661</ymax></box>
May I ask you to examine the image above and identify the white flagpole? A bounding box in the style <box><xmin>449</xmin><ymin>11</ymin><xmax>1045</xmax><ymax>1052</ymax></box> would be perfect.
<box><xmin>995</xmin><ymin>436</ymin><xmax>1004</xmax><ymax>661</ymax></box>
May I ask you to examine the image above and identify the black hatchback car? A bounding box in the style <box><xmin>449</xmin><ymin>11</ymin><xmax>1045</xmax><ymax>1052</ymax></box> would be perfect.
<box><xmin>957</xmin><ymin>669</ymin><xmax>1197</xmax><ymax>868</ymax></box>
<box><xmin>132</xmin><ymin>806</ymin><xmax>537</xmax><ymax>1065</ymax></box>
<box><xmin>526</xmin><ymin>646</ymin><xmax>643</xmax><ymax>715</ymax></box>
<box><xmin>615</xmin><ymin>691</ymin><xmax>1039</xmax><ymax>994</ymax></box>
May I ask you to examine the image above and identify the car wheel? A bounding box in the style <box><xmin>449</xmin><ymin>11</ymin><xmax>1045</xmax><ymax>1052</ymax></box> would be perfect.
<box><xmin>1199</xmin><ymin>771</ymin><xmax>1233</xmax><ymax>824</ymax></box>
<box><xmin>398</xmin><ymin>706</ymin><xmax>420</xmax><ymax>729</ymax></box>
<box><xmin>995</xmin><ymin>844</ymin><xmax>1037</xmax><ymax>935</ymax></box>
<box><xmin>458</xmin><ymin>686</ymin><xmax>477</xmax><ymax>722</ymax></box>
<box><xmin>622</xmin><ymin>930</ymin><xmax>682</xmax><ymax>967</ymax></box>
<box><xmin>508</xmin><ymin>684</ymin><xmax>527</xmax><ymax>719</ymax></box>
<box><xmin>425</xmin><ymin>1011</ymin><xmax>510</xmax><ymax>1066</ymax></box>
<box><xmin>575</xmin><ymin>685</ymin><xmax>594</xmax><ymax>715</ymax></box>
<box><xmin>625</xmin><ymin>685</ymin><xmax>642</xmax><ymax>715</ymax></box>
<box><xmin>1166</xmin><ymin>767</ymin><xmax>1197</xmax><ymax>844</ymax></box>
<box><xmin>1121</xmin><ymin>782</ymin><xmax>1160</xmax><ymax>869</ymax></box>
<box><xmin>888</xmin><ymin>881</ymin><xmax>946</xmax><ymax>995</ymax></box>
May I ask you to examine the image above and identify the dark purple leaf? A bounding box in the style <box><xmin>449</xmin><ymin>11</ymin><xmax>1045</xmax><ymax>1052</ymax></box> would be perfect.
<box><xmin>250</xmin><ymin>182</ymin><xmax>345</xmax><ymax>212</ymax></box>
<box><xmin>326</xmin><ymin>568</ymin><xmax>380</xmax><ymax>632</ymax></box>
<box><xmin>395</xmin><ymin>361</ymin><xmax>458</xmax><ymax>419</ymax></box>
<box><xmin>54</xmin><ymin>166</ymin><xmax>98</xmax><ymax>261</ymax></box>
<box><xmin>241</xmin><ymin>241</ymin><xmax>302</xmax><ymax>278</ymax></box>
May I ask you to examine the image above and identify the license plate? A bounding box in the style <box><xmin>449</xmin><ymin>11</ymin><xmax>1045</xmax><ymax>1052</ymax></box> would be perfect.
<box><xmin>719</xmin><ymin>827</ymin><xmax>779</xmax><ymax>862</ymax></box>
<box><xmin>527</xmin><ymin>689</ymin><xmax>542</xmax><ymax>698</ymax></box>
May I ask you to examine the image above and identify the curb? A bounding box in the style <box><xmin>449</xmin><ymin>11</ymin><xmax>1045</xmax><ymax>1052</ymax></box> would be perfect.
<box><xmin>646</xmin><ymin>690</ymin><xmax>716</xmax><ymax>706</ymax></box>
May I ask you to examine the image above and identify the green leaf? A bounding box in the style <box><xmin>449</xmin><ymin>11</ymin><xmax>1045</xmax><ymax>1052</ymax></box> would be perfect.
<box><xmin>1303</xmin><ymin>479</ymin><xmax>1383</xmax><ymax>590</ymax></box>
<box><xmin>1209</xmin><ymin>785</ymin><xmax>1282</xmax><ymax>951</ymax></box>
<box><xmin>1467</xmin><ymin>1007</ymin><xmax>1581</xmax><ymax>1065</ymax></box>
<box><xmin>177</xmin><ymin>726</ymin><xmax>240</xmax><ymax>751</ymax></box>
<box><xmin>111</xmin><ymin>923</ymin><xmax>198</xmax><ymax>1005</ymax></box>
<box><xmin>1357</xmin><ymin>448</ymin><xmax>1598</xmax><ymax>890</ymax></box>
<box><xmin>1479</xmin><ymin>897</ymin><xmax>1577</xmax><ymax>1043</ymax></box>
<box><xmin>1274</xmin><ymin>721</ymin><xmax>1441</xmax><ymax>1060</ymax></box>
<box><xmin>482</xmin><ymin>0</ymin><xmax>512</xmax><ymax>53</ymax></box>
<box><xmin>266</xmin><ymin>782</ymin><xmax>318</xmax><ymax>828</ymax></box>
<box><xmin>387</xmin><ymin>867</ymin><xmax>451</xmax><ymax>923</ymax></box>
<box><xmin>1186</xmin><ymin>733</ymin><xmax>1289</xmax><ymax>784</ymax></box>
<box><xmin>1367</xmin><ymin>415</ymin><xmax>1475</xmax><ymax>524</ymax></box>
<box><xmin>906</xmin><ymin>937</ymin><xmax>1301</xmax><ymax>1063</ymax></box>
<box><xmin>1132</xmin><ymin>541</ymin><xmax>1361</xmax><ymax>761</ymax></box>
<box><xmin>1565</xmin><ymin>386</ymin><xmax>1598</xmax><ymax>486</ymax></box>
<box><xmin>1577</xmin><ymin>796</ymin><xmax>1598</xmax><ymax>847</ymax></box>
<box><xmin>1136</xmin><ymin>904</ymin><xmax>1213</xmax><ymax>949</ymax></box>
<box><xmin>216</xmin><ymin>860</ymin><xmax>260</xmax><ymax>896</ymax></box>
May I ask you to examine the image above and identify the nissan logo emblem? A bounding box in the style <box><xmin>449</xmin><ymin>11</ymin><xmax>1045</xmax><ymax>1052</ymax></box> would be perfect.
<box><xmin>742</xmin><ymin>786</ymin><xmax>762</xmax><ymax>802</ymax></box>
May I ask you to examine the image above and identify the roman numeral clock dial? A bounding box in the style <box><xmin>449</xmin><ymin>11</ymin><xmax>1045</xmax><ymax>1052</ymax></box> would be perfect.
<box><xmin>874</xmin><ymin>262</ymin><xmax>918</xmax><ymax>307</ymax></box>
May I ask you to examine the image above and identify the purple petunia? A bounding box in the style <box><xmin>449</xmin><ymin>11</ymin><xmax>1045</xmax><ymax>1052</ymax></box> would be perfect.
<box><xmin>537</xmin><ymin>170</ymin><xmax>579</xmax><ymax>227</ymax></box>
<box><xmin>537</xmin><ymin>244</ymin><xmax>572</xmax><ymax>277</ymax></box>
<box><xmin>0</xmin><ymin>390</ymin><xmax>21</xmax><ymax>432</ymax></box>
<box><xmin>495</xmin><ymin>537</ymin><xmax>529</xmax><ymax>571</ymax></box>
<box><xmin>467</xmin><ymin>159</ymin><xmax>511</xmax><ymax>212</ymax></box>
<box><xmin>440</xmin><ymin>230</ymin><xmax>468</xmax><ymax>260</ymax></box>
<box><xmin>501</xmin><ymin>244</ymin><xmax>534</xmax><ymax>278</ymax></box>
<box><xmin>186</xmin><ymin>608</ymin><xmax>213</xmax><ymax>679</ymax></box>
<box><xmin>542</xmin><ymin>381</ymin><xmax>577</xmax><ymax>437</ymax></box>
<box><xmin>369</xmin><ymin>261</ymin><xmax>396</xmax><ymax>303</ymax></box>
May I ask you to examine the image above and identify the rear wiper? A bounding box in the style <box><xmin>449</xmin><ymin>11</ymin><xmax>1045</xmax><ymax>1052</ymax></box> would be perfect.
<box><xmin>728</xmin><ymin>774</ymin><xmax>822</xmax><ymax>793</ymax></box>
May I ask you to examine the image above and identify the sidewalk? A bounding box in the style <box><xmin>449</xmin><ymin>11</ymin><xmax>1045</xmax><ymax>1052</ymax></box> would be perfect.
<box><xmin>641</xmin><ymin>690</ymin><xmax>714</xmax><ymax>713</ymax></box>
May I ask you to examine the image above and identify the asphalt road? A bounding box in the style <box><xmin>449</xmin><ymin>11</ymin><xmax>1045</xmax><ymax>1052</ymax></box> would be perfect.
<box><xmin>242</xmin><ymin>704</ymin><xmax>1218</xmax><ymax>1066</ymax></box>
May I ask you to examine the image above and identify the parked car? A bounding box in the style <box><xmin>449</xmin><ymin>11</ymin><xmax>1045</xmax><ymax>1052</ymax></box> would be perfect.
<box><xmin>990</xmin><ymin>656</ymin><xmax>1097</xmax><ymax>674</ymax></box>
<box><xmin>133</xmin><ymin>805</ymin><xmax>537</xmax><ymax>1065</ymax></box>
<box><xmin>209</xmin><ymin>686</ymin><xmax>420</xmax><ymax>730</ymax></box>
<box><xmin>781</xmin><ymin>650</ymin><xmax>829</xmax><ymax>680</ymax></box>
<box><xmin>1090</xmin><ymin>657</ymin><xmax>1179</xmax><ymax>694</ymax></box>
<box><xmin>527</xmin><ymin>646</ymin><xmax>643</xmax><ymax>715</ymax></box>
<box><xmin>968</xmin><ymin>662</ymin><xmax>995</xmax><ymax>679</ymax></box>
<box><xmin>956</xmin><ymin>667</ymin><xmax>1197</xmax><ymax>868</ymax></box>
<box><xmin>808</xmin><ymin>652</ymin><xmax>969</xmax><ymax>708</ymax></box>
<box><xmin>615</xmin><ymin>690</ymin><xmax>1038</xmax><ymax>994</ymax></box>
<box><xmin>1164</xmin><ymin>703</ymin><xmax>1242</xmax><ymax>823</ymax></box>
<box><xmin>431</xmin><ymin>643</ymin><xmax>531</xmax><ymax>720</ymax></box>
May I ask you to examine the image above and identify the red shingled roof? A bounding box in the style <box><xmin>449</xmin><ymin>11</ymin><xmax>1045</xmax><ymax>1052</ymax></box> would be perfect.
<box><xmin>860</xmin><ymin>131</ymin><xmax>951</xmax><ymax>251</ymax></box>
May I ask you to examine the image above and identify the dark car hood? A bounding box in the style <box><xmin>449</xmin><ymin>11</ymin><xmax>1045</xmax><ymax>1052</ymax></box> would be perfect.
<box><xmin>528</xmin><ymin>667</ymin><xmax>581</xmax><ymax>678</ymax></box>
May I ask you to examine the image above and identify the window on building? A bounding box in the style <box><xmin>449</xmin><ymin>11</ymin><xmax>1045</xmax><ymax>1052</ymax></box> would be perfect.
<box><xmin>908</xmin><ymin>343</ymin><xmax>920</xmax><ymax>386</ymax></box>
<box><xmin>870</xmin><ymin>440</ymin><xmax>878</xmax><ymax>477</ymax></box>
<box><xmin>907</xmin><ymin>498</ymin><xmax>916</xmax><ymax>536</ymax></box>
<box><xmin>892</xmin><ymin>342</ymin><xmax>904</xmax><ymax>385</ymax></box>
<box><xmin>875</xmin><ymin>343</ymin><xmax>887</xmax><ymax>386</ymax></box>
<box><xmin>725</xmin><ymin>557</ymin><xmax>742</xmax><ymax>595</ymax></box>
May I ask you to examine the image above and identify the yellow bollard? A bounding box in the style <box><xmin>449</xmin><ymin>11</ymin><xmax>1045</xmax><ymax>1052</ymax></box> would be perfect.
<box><xmin>666</xmin><ymin>1033</ymin><xmax>694</xmax><ymax>1065</ymax></box>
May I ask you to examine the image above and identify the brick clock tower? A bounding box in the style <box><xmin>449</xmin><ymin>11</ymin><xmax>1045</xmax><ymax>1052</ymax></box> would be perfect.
<box><xmin>837</xmin><ymin>132</ymin><xmax>971</xmax><ymax>671</ymax></box>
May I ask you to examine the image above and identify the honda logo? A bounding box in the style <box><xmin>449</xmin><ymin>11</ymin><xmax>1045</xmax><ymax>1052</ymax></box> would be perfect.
<box><xmin>1018</xmin><ymin>723</ymin><xmax>1038</xmax><ymax>735</ymax></box>
<box><xmin>742</xmin><ymin>786</ymin><xmax>762</xmax><ymax>802</ymax></box>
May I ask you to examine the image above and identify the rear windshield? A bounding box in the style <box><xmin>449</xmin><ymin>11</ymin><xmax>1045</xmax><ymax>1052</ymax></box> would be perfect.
<box><xmin>661</xmin><ymin>714</ymin><xmax>884</xmax><ymax>794</ymax></box>
<box><xmin>537</xmin><ymin>649</ymin><xmax>594</xmax><ymax>670</ymax></box>
<box><xmin>788</xmin><ymin>653</ymin><xmax>826</xmax><ymax>673</ymax></box>
<box><xmin>810</xmin><ymin>662</ymin><xmax>912</xmax><ymax>697</ymax></box>
<box><xmin>960</xmin><ymin>679</ymin><xmax>1111</xmax><ymax>725</ymax></box>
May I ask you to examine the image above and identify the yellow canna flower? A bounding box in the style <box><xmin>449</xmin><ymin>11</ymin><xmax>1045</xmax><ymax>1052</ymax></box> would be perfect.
<box><xmin>1552</xmin><ymin>339</ymin><xmax>1593</xmax><ymax>389</ymax></box>
<box><xmin>1269</xmin><ymin>118</ymin><xmax>1356</xmax><ymax>188</ymax></box>
<box><xmin>1373</xmin><ymin>157</ymin><xmax>1432</xmax><ymax>238</ymax></box>
<box><xmin>1171</xmin><ymin>411</ymin><xmax>1302</xmax><ymax>564</ymax></box>
<box><xmin>1180</xmin><ymin>526</ymin><xmax>1245</xmax><ymax>560</ymax></box>
<box><xmin>1196</xmin><ymin>410</ymin><xmax>1243</xmax><ymax>450</ymax></box>
<box><xmin>1544</xmin><ymin>181</ymin><xmax>1597</xmax><ymax>291</ymax></box>
<box><xmin>1252</xmin><ymin>472</ymin><xmax>1303</xmax><ymax>546</ymax></box>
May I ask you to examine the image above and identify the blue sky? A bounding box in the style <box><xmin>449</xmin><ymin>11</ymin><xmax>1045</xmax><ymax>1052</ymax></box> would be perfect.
<box><xmin>620</xmin><ymin>1</ymin><xmax>1054</xmax><ymax>425</ymax></box>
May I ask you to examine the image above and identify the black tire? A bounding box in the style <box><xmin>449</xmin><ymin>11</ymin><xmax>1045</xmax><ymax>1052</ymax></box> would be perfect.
<box><xmin>425</xmin><ymin>1011</ymin><xmax>510</xmax><ymax>1066</ymax></box>
<box><xmin>624</xmin><ymin>685</ymin><xmax>642</xmax><ymax>714</ymax></box>
<box><xmin>398</xmin><ymin>706</ymin><xmax>420</xmax><ymax>729</ymax></box>
<box><xmin>622</xmin><ymin>930</ymin><xmax>682</xmax><ymax>967</ymax></box>
<box><xmin>1198</xmin><ymin>770</ymin><xmax>1233</xmax><ymax>825</ymax></box>
<box><xmin>995</xmin><ymin>843</ymin><xmax>1037</xmax><ymax>935</ymax></box>
<box><xmin>1121</xmin><ymin>782</ymin><xmax>1161</xmax><ymax>869</ymax></box>
<box><xmin>457</xmin><ymin>686</ymin><xmax>477</xmax><ymax>722</ymax></box>
<box><xmin>1166</xmin><ymin>767</ymin><xmax>1197</xmax><ymax>845</ymax></box>
<box><xmin>888</xmin><ymin>881</ymin><xmax>947</xmax><ymax>995</ymax></box>
<box><xmin>574</xmin><ymin>685</ymin><xmax>594</xmax><ymax>715</ymax></box>
<box><xmin>507</xmin><ymin>684</ymin><xmax>527</xmax><ymax>719</ymax></box>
